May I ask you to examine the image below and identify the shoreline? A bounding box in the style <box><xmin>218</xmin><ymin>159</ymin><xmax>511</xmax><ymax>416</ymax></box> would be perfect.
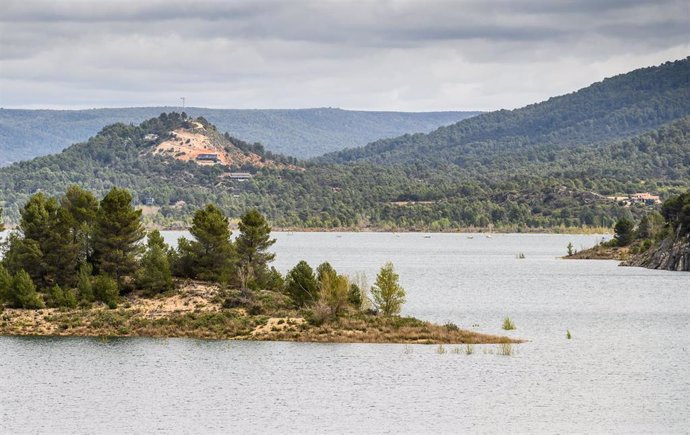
<box><xmin>0</xmin><ymin>280</ymin><xmax>521</xmax><ymax>345</ymax></box>
<box><xmin>143</xmin><ymin>226</ymin><xmax>612</xmax><ymax>235</ymax></box>
<box><xmin>2</xmin><ymin>225</ymin><xmax>611</xmax><ymax>235</ymax></box>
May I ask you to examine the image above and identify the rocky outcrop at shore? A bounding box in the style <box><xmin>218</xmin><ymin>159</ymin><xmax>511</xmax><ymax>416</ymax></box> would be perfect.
<box><xmin>623</xmin><ymin>231</ymin><xmax>690</xmax><ymax>272</ymax></box>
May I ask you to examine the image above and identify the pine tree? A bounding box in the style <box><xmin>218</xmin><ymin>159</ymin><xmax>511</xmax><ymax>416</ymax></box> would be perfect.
<box><xmin>60</xmin><ymin>185</ymin><xmax>99</xmax><ymax>264</ymax></box>
<box><xmin>348</xmin><ymin>283</ymin><xmax>363</xmax><ymax>309</ymax></box>
<box><xmin>2</xmin><ymin>233</ymin><xmax>43</xmax><ymax>282</ymax></box>
<box><xmin>317</xmin><ymin>262</ymin><xmax>337</xmax><ymax>287</ymax></box>
<box><xmin>284</xmin><ymin>261</ymin><xmax>318</xmax><ymax>307</ymax></box>
<box><xmin>614</xmin><ymin>217</ymin><xmax>635</xmax><ymax>246</ymax></box>
<box><xmin>0</xmin><ymin>264</ymin><xmax>11</xmax><ymax>304</ymax></box>
<box><xmin>92</xmin><ymin>188</ymin><xmax>145</xmax><ymax>285</ymax></box>
<box><xmin>16</xmin><ymin>193</ymin><xmax>79</xmax><ymax>288</ymax></box>
<box><xmin>93</xmin><ymin>274</ymin><xmax>119</xmax><ymax>309</ymax></box>
<box><xmin>7</xmin><ymin>270</ymin><xmax>44</xmax><ymax>309</ymax></box>
<box><xmin>47</xmin><ymin>284</ymin><xmax>66</xmax><ymax>308</ymax></box>
<box><xmin>0</xmin><ymin>207</ymin><xmax>5</xmax><ymax>232</ymax></box>
<box><xmin>136</xmin><ymin>230</ymin><xmax>173</xmax><ymax>295</ymax></box>
<box><xmin>235</xmin><ymin>209</ymin><xmax>276</xmax><ymax>289</ymax></box>
<box><xmin>371</xmin><ymin>262</ymin><xmax>406</xmax><ymax>316</ymax></box>
<box><xmin>176</xmin><ymin>204</ymin><xmax>234</xmax><ymax>282</ymax></box>
<box><xmin>63</xmin><ymin>288</ymin><xmax>78</xmax><ymax>308</ymax></box>
<box><xmin>46</xmin><ymin>284</ymin><xmax>77</xmax><ymax>308</ymax></box>
<box><xmin>77</xmin><ymin>263</ymin><xmax>95</xmax><ymax>304</ymax></box>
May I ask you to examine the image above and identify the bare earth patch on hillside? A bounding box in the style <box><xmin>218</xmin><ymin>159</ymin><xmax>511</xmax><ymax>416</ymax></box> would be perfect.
<box><xmin>152</xmin><ymin>126</ymin><xmax>290</xmax><ymax>170</ymax></box>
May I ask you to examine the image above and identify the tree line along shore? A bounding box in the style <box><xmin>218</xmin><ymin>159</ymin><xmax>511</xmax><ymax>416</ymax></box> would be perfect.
<box><xmin>0</xmin><ymin>186</ymin><xmax>517</xmax><ymax>344</ymax></box>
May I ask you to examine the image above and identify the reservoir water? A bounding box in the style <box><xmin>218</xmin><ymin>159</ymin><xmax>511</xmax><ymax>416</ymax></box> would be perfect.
<box><xmin>1</xmin><ymin>232</ymin><xmax>688</xmax><ymax>433</ymax></box>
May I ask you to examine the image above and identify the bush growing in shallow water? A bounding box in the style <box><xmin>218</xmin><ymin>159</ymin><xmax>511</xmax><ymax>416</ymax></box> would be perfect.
<box><xmin>498</xmin><ymin>343</ymin><xmax>513</xmax><ymax>356</ymax></box>
<box><xmin>502</xmin><ymin>317</ymin><xmax>516</xmax><ymax>330</ymax></box>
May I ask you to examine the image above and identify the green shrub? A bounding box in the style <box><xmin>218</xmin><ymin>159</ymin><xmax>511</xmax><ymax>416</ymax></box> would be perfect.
<box><xmin>47</xmin><ymin>285</ymin><xmax>66</xmax><ymax>308</ymax></box>
<box><xmin>502</xmin><ymin>317</ymin><xmax>516</xmax><ymax>330</ymax></box>
<box><xmin>93</xmin><ymin>275</ymin><xmax>119</xmax><ymax>308</ymax></box>
<box><xmin>63</xmin><ymin>289</ymin><xmax>78</xmax><ymax>308</ymax></box>
<box><xmin>444</xmin><ymin>322</ymin><xmax>460</xmax><ymax>332</ymax></box>
<box><xmin>77</xmin><ymin>264</ymin><xmax>95</xmax><ymax>303</ymax></box>
<box><xmin>7</xmin><ymin>270</ymin><xmax>44</xmax><ymax>309</ymax></box>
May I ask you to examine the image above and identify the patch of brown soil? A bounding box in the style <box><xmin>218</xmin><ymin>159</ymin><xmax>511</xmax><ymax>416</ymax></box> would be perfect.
<box><xmin>127</xmin><ymin>281</ymin><xmax>222</xmax><ymax>319</ymax></box>
<box><xmin>151</xmin><ymin>126</ymin><xmax>295</xmax><ymax>170</ymax></box>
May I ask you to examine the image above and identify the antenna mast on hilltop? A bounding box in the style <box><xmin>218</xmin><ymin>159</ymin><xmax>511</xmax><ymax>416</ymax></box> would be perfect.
<box><xmin>180</xmin><ymin>97</ymin><xmax>185</xmax><ymax>110</ymax></box>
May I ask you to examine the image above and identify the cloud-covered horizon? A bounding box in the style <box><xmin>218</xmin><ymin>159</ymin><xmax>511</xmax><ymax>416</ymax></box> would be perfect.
<box><xmin>0</xmin><ymin>0</ymin><xmax>688</xmax><ymax>111</ymax></box>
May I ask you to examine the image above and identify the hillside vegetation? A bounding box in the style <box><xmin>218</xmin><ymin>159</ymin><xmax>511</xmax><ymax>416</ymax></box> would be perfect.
<box><xmin>324</xmin><ymin>57</ymin><xmax>690</xmax><ymax>168</ymax></box>
<box><xmin>1</xmin><ymin>58</ymin><xmax>689</xmax><ymax>231</ymax></box>
<box><xmin>0</xmin><ymin>107</ymin><xmax>478</xmax><ymax>165</ymax></box>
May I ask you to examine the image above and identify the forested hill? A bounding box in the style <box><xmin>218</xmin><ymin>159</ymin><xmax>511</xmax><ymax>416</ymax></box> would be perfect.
<box><xmin>0</xmin><ymin>107</ymin><xmax>478</xmax><ymax>165</ymax></box>
<box><xmin>323</xmin><ymin>57</ymin><xmax>690</xmax><ymax>166</ymax></box>
<box><xmin>0</xmin><ymin>113</ymin><xmax>688</xmax><ymax>231</ymax></box>
<box><xmin>1</xmin><ymin>58</ymin><xmax>689</xmax><ymax>231</ymax></box>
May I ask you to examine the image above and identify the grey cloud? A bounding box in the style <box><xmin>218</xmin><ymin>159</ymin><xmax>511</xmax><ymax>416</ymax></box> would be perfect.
<box><xmin>0</xmin><ymin>0</ymin><xmax>688</xmax><ymax>111</ymax></box>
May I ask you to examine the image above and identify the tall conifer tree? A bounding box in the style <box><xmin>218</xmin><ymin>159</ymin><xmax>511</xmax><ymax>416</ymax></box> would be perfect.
<box><xmin>16</xmin><ymin>193</ymin><xmax>78</xmax><ymax>288</ymax></box>
<box><xmin>236</xmin><ymin>209</ymin><xmax>275</xmax><ymax>289</ymax></box>
<box><xmin>61</xmin><ymin>185</ymin><xmax>99</xmax><ymax>264</ymax></box>
<box><xmin>92</xmin><ymin>188</ymin><xmax>145</xmax><ymax>285</ymax></box>
<box><xmin>177</xmin><ymin>204</ymin><xmax>234</xmax><ymax>282</ymax></box>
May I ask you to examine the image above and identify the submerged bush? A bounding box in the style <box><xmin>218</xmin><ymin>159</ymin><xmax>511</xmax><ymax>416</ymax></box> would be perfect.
<box><xmin>498</xmin><ymin>343</ymin><xmax>513</xmax><ymax>356</ymax></box>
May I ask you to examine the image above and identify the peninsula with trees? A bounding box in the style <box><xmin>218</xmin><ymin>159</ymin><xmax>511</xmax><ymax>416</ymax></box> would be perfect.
<box><xmin>564</xmin><ymin>191</ymin><xmax>690</xmax><ymax>271</ymax></box>
<box><xmin>0</xmin><ymin>187</ymin><xmax>515</xmax><ymax>344</ymax></box>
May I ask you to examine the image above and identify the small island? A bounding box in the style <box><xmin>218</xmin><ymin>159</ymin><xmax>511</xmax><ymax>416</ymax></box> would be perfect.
<box><xmin>0</xmin><ymin>186</ymin><xmax>517</xmax><ymax>344</ymax></box>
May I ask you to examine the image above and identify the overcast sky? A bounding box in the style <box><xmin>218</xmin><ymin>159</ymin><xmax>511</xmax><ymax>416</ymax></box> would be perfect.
<box><xmin>0</xmin><ymin>0</ymin><xmax>688</xmax><ymax>111</ymax></box>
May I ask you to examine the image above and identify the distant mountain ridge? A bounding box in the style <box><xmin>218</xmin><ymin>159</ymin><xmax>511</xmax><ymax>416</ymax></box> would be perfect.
<box><xmin>0</xmin><ymin>107</ymin><xmax>479</xmax><ymax>165</ymax></box>
<box><xmin>323</xmin><ymin>57</ymin><xmax>690</xmax><ymax>166</ymax></box>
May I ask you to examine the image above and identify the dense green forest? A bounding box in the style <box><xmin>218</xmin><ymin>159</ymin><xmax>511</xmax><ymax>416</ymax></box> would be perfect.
<box><xmin>0</xmin><ymin>107</ymin><xmax>478</xmax><ymax>165</ymax></box>
<box><xmin>1</xmin><ymin>113</ymin><xmax>686</xmax><ymax>230</ymax></box>
<box><xmin>324</xmin><ymin>57</ymin><xmax>690</xmax><ymax>167</ymax></box>
<box><xmin>1</xmin><ymin>59</ymin><xmax>689</xmax><ymax>231</ymax></box>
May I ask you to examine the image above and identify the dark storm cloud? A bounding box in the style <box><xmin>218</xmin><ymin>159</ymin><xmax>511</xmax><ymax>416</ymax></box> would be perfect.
<box><xmin>0</xmin><ymin>0</ymin><xmax>688</xmax><ymax>110</ymax></box>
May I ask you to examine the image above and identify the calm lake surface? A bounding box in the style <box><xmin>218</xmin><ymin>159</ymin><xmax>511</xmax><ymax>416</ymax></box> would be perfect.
<box><xmin>1</xmin><ymin>232</ymin><xmax>688</xmax><ymax>433</ymax></box>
